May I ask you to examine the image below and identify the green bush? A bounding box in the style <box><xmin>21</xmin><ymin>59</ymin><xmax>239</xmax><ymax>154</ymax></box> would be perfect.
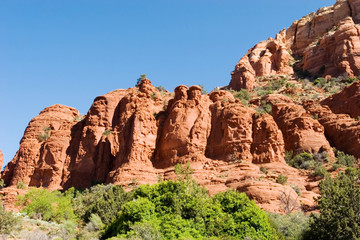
<box><xmin>256</xmin><ymin>101</ymin><xmax>272</xmax><ymax>115</ymax></box>
<box><xmin>312</xmin><ymin>163</ymin><xmax>327</xmax><ymax>179</ymax></box>
<box><xmin>268</xmin><ymin>212</ymin><xmax>309</xmax><ymax>240</ymax></box>
<box><xmin>155</xmin><ymin>86</ymin><xmax>166</xmax><ymax>92</ymax></box>
<box><xmin>18</xmin><ymin>188</ymin><xmax>77</xmax><ymax>223</ymax></box>
<box><xmin>335</xmin><ymin>149</ymin><xmax>355</xmax><ymax>167</ymax></box>
<box><xmin>136</xmin><ymin>74</ymin><xmax>147</xmax><ymax>86</ymax></box>
<box><xmin>0</xmin><ymin>202</ymin><xmax>21</xmax><ymax>234</ymax></box>
<box><xmin>104</xmin><ymin>180</ymin><xmax>279</xmax><ymax>240</ymax></box>
<box><xmin>232</xmin><ymin>89</ymin><xmax>251</xmax><ymax>105</ymax></box>
<box><xmin>38</xmin><ymin>126</ymin><xmax>51</xmax><ymax>142</ymax></box>
<box><xmin>277</xmin><ymin>174</ymin><xmax>288</xmax><ymax>185</ymax></box>
<box><xmin>314</xmin><ymin>77</ymin><xmax>327</xmax><ymax>88</ymax></box>
<box><xmin>286</xmin><ymin>152</ymin><xmax>315</xmax><ymax>169</ymax></box>
<box><xmin>0</xmin><ymin>179</ymin><xmax>5</xmax><ymax>189</ymax></box>
<box><xmin>260</xmin><ymin>166</ymin><xmax>268</xmax><ymax>174</ymax></box>
<box><xmin>199</xmin><ymin>84</ymin><xmax>207</xmax><ymax>95</ymax></box>
<box><xmin>103</xmin><ymin>129</ymin><xmax>113</xmax><ymax>137</ymax></box>
<box><xmin>70</xmin><ymin>184</ymin><xmax>131</xmax><ymax>226</ymax></box>
<box><xmin>305</xmin><ymin>168</ymin><xmax>360</xmax><ymax>239</ymax></box>
<box><xmin>174</xmin><ymin>162</ymin><xmax>194</xmax><ymax>181</ymax></box>
<box><xmin>16</xmin><ymin>181</ymin><xmax>26</xmax><ymax>189</ymax></box>
<box><xmin>290</xmin><ymin>185</ymin><xmax>301</xmax><ymax>196</ymax></box>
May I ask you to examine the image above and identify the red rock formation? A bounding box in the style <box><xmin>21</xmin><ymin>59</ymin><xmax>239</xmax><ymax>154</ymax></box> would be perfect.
<box><xmin>2</xmin><ymin>104</ymin><xmax>80</xmax><ymax>190</ymax></box>
<box><xmin>264</xmin><ymin>94</ymin><xmax>334</xmax><ymax>156</ymax></box>
<box><xmin>251</xmin><ymin>114</ymin><xmax>285</xmax><ymax>163</ymax></box>
<box><xmin>229</xmin><ymin>34</ymin><xmax>294</xmax><ymax>90</ymax></box>
<box><xmin>229</xmin><ymin>0</ymin><xmax>360</xmax><ymax>90</ymax></box>
<box><xmin>321</xmin><ymin>81</ymin><xmax>360</xmax><ymax>118</ymax></box>
<box><xmin>2</xmin><ymin>81</ymin><xmax>340</xmax><ymax>213</ymax></box>
<box><xmin>156</xmin><ymin>85</ymin><xmax>211</xmax><ymax>168</ymax></box>
<box><xmin>304</xmin><ymin>100</ymin><xmax>360</xmax><ymax>158</ymax></box>
<box><xmin>206</xmin><ymin>95</ymin><xmax>254</xmax><ymax>162</ymax></box>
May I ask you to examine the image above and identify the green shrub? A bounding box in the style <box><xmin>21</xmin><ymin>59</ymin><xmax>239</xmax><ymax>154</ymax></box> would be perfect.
<box><xmin>232</xmin><ymin>89</ymin><xmax>251</xmax><ymax>105</ymax></box>
<box><xmin>335</xmin><ymin>149</ymin><xmax>355</xmax><ymax>167</ymax></box>
<box><xmin>155</xmin><ymin>86</ymin><xmax>166</xmax><ymax>92</ymax></box>
<box><xmin>0</xmin><ymin>202</ymin><xmax>21</xmax><ymax>234</ymax></box>
<box><xmin>277</xmin><ymin>174</ymin><xmax>288</xmax><ymax>185</ymax></box>
<box><xmin>174</xmin><ymin>162</ymin><xmax>194</xmax><ymax>181</ymax></box>
<box><xmin>312</xmin><ymin>163</ymin><xmax>327</xmax><ymax>179</ymax></box>
<box><xmin>287</xmin><ymin>152</ymin><xmax>315</xmax><ymax>169</ymax></box>
<box><xmin>260</xmin><ymin>166</ymin><xmax>268</xmax><ymax>174</ymax></box>
<box><xmin>150</xmin><ymin>92</ymin><xmax>157</xmax><ymax>99</ymax></box>
<box><xmin>0</xmin><ymin>179</ymin><xmax>5</xmax><ymax>189</ymax></box>
<box><xmin>136</xmin><ymin>74</ymin><xmax>147</xmax><ymax>86</ymax></box>
<box><xmin>314</xmin><ymin>77</ymin><xmax>327</xmax><ymax>88</ymax></box>
<box><xmin>70</xmin><ymin>184</ymin><xmax>131</xmax><ymax>226</ymax></box>
<box><xmin>18</xmin><ymin>188</ymin><xmax>77</xmax><ymax>223</ymax></box>
<box><xmin>16</xmin><ymin>181</ymin><xmax>26</xmax><ymax>189</ymax></box>
<box><xmin>38</xmin><ymin>126</ymin><xmax>51</xmax><ymax>142</ymax></box>
<box><xmin>291</xmin><ymin>185</ymin><xmax>302</xmax><ymax>196</ymax></box>
<box><xmin>199</xmin><ymin>84</ymin><xmax>207</xmax><ymax>94</ymax></box>
<box><xmin>268</xmin><ymin>211</ymin><xmax>309</xmax><ymax>240</ymax></box>
<box><xmin>103</xmin><ymin>129</ymin><xmax>113</xmax><ymax>136</ymax></box>
<box><xmin>305</xmin><ymin>168</ymin><xmax>360</xmax><ymax>239</ymax></box>
<box><xmin>104</xmin><ymin>180</ymin><xmax>278</xmax><ymax>240</ymax></box>
<box><xmin>256</xmin><ymin>101</ymin><xmax>272</xmax><ymax>115</ymax></box>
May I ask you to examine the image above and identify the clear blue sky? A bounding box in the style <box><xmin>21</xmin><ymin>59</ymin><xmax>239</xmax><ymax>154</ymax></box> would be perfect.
<box><xmin>0</xmin><ymin>0</ymin><xmax>335</xmax><ymax>168</ymax></box>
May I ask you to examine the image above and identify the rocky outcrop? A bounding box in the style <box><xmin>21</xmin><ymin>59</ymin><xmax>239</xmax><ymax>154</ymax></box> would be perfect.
<box><xmin>206</xmin><ymin>95</ymin><xmax>255</xmax><ymax>162</ymax></box>
<box><xmin>3</xmin><ymin>80</ymin><xmax>333</xmax><ymax>213</ymax></box>
<box><xmin>2</xmin><ymin>105</ymin><xmax>80</xmax><ymax>190</ymax></box>
<box><xmin>304</xmin><ymin>101</ymin><xmax>360</xmax><ymax>158</ymax></box>
<box><xmin>229</xmin><ymin>0</ymin><xmax>360</xmax><ymax>90</ymax></box>
<box><xmin>251</xmin><ymin>114</ymin><xmax>285</xmax><ymax>163</ymax></box>
<box><xmin>155</xmin><ymin>85</ymin><xmax>211</xmax><ymax>168</ymax></box>
<box><xmin>321</xmin><ymin>81</ymin><xmax>360</xmax><ymax>118</ymax></box>
<box><xmin>229</xmin><ymin>34</ymin><xmax>294</xmax><ymax>90</ymax></box>
<box><xmin>264</xmin><ymin>94</ymin><xmax>334</xmax><ymax>157</ymax></box>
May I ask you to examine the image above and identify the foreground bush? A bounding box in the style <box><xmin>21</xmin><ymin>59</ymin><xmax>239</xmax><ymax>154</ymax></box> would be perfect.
<box><xmin>0</xmin><ymin>202</ymin><xmax>21</xmax><ymax>234</ymax></box>
<box><xmin>305</xmin><ymin>168</ymin><xmax>360</xmax><ymax>239</ymax></box>
<box><xmin>69</xmin><ymin>184</ymin><xmax>131</xmax><ymax>225</ymax></box>
<box><xmin>18</xmin><ymin>188</ymin><xmax>77</xmax><ymax>223</ymax></box>
<box><xmin>268</xmin><ymin>212</ymin><xmax>309</xmax><ymax>240</ymax></box>
<box><xmin>104</xmin><ymin>180</ymin><xmax>278</xmax><ymax>239</ymax></box>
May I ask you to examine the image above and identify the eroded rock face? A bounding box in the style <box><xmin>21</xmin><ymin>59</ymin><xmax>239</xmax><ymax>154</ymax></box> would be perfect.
<box><xmin>2</xmin><ymin>104</ymin><xmax>80</xmax><ymax>190</ymax></box>
<box><xmin>155</xmin><ymin>85</ymin><xmax>212</xmax><ymax>168</ymax></box>
<box><xmin>206</xmin><ymin>98</ymin><xmax>254</xmax><ymax>162</ymax></box>
<box><xmin>229</xmin><ymin>35</ymin><xmax>293</xmax><ymax>91</ymax></box>
<box><xmin>321</xmin><ymin>81</ymin><xmax>360</xmax><ymax>118</ymax></box>
<box><xmin>304</xmin><ymin>100</ymin><xmax>360</xmax><ymax>158</ymax></box>
<box><xmin>251</xmin><ymin>114</ymin><xmax>285</xmax><ymax>163</ymax></box>
<box><xmin>5</xmin><ymin>80</ymin><xmax>358</xmax><ymax>214</ymax></box>
<box><xmin>264</xmin><ymin>94</ymin><xmax>334</xmax><ymax>156</ymax></box>
<box><xmin>229</xmin><ymin>0</ymin><xmax>360</xmax><ymax>90</ymax></box>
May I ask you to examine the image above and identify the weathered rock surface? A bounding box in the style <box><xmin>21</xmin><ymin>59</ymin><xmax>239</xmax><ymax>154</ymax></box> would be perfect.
<box><xmin>304</xmin><ymin>100</ymin><xmax>360</xmax><ymax>158</ymax></box>
<box><xmin>263</xmin><ymin>94</ymin><xmax>334</xmax><ymax>157</ymax></box>
<box><xmin>321</xmin><ymin>81</ymin><xmax>360</xmax><ymax>118</ymax></box>
<box><xmin>3</xmin><ymin>80</ymin><xmax>333</xmax><ymax>213</ymax></box>
<box><xmin>229</xmin><ymin>35</ymin><xmax>294</xmax><ymax>91</ymax></box>
<box><xmin>2</xmin><ymin>104</ymin><xmax>80</xmax><ymax>190</ymax></box>
<box><xmin>230</xmin><ymin>0</ymin><xmax>360</xmax><ymax>90</ymax></box>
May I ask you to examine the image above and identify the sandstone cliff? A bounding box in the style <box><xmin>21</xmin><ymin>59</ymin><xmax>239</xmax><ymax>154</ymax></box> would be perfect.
<box><xmin>5</xmin><ymin>77</ymin><xmax>360</xmax><ymax>213</ymax></box>
<box><xmin>229</xmin><ymin>0</ymin><xmax>360</xmax><ymax>90</ymax></box>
